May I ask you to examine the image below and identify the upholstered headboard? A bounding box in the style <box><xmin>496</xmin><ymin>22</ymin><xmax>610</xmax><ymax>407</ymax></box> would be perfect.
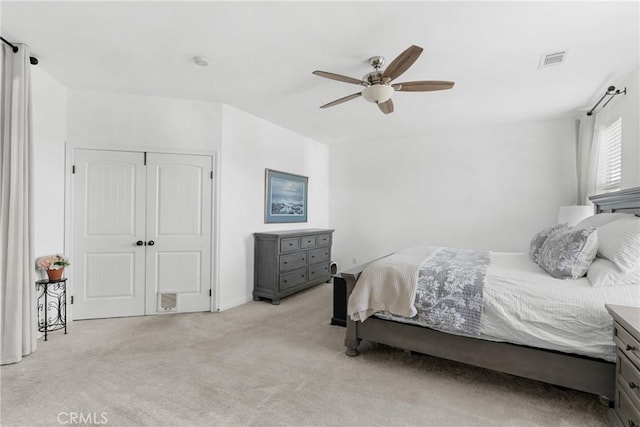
<box><xmin>589</xmin><ymin>187</ymin><xmax>640</xmax><ymax>215</ymax></box>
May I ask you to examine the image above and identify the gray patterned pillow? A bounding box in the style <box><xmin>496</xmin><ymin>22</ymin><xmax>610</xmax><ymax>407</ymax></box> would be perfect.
<box><xmin>538</xmin><ymin>227</ymin><xmax>598</xmax><ymax>279</ymax></box>
<box><xmin>529</xmin><ymin>224</ymin><xmax>569</xmax><ymax>263</ymax></box>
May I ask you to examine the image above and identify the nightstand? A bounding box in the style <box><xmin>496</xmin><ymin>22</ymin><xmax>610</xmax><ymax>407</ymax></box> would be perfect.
<box><xmin>331</xmin><ymin>274</ymin><xmax>347</xmax><ymax>327</ymax></box>
<box><xmin>606</xmin><ymin>304</ymin><xmax>640</xmax><ymax>427</ymax></box>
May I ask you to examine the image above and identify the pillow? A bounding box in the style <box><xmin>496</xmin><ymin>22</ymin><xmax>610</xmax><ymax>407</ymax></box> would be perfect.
<box><xmin>574</xmin><ymin>212</ymin><xmax>630</xmax><ymax>229</ymax></box>
<box><xmin>597</xmin><ymin>215</ymin><xmax>640</xmax><ymax>272</ymax></box>
<box><xmin>587</xmin><ymin>257</ymin><xmax>640</xmax><ymax>287</ymax></box>
<box><xmin>538</xmin><ymin>227</ymin><xmax>598</xmax><ymax>279</ymax></box>
<box><xmin>529</xmin><ymin>224</ymin><xmax>569</xmax><ymax>263</ymax></box>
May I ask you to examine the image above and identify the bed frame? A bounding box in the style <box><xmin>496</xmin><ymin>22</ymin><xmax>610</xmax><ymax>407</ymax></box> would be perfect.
<box><xmin>342</xmin><ymin>186</ymin><xmax>640</xmax><ymax>399</ymax></box>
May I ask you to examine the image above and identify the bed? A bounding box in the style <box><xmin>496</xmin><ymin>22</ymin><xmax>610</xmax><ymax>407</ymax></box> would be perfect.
<box><xmin>341</xmin><ymin>187</ymin><xmax>640</xmax><ymax>400</ymax></box>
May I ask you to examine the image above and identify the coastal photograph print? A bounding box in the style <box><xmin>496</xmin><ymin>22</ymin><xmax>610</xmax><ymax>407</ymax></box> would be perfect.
<box><xmin>265</xmin><ymin>169</ymin><xmax>308</xmax><ymax>223</ymax></box>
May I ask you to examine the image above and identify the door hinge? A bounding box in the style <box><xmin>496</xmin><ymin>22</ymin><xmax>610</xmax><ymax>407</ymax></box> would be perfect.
<box><xmin>210</xmin><ymin>171</ymin><xmax>213</xmax><ymax>179</ymax></box>
<box><xmin>209</xmin><ymin>289</ymin><xmax>212</xmax><ymax>297</ymax></box>
<box><xmin>72</xmin><ymin>165</ymin><xmax>75</xmax><ymax>174</ymax></box>
<box><xmin>70</xmin><ymin>295</ymin><xmax>74</xmax><ymax>304</ymax></box>
<box><xmin>144</xmin><ymin>152</ymin><xmax>147</xmax><ymax>165</ymax></box>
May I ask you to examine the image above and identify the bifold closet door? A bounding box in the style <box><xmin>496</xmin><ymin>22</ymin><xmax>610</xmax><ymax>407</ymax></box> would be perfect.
<box><xmin>144</xmin><ymin>153</ymin><xmax>212</xmax><ymax>314</ymax></box>
<box><xmin>72</xmin><ymin>149</ymin><xmax>147</xmax><ymax>319</ymax></box>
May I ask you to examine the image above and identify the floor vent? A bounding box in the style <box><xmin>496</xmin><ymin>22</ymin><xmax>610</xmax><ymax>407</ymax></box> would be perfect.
<box><xmin>158</xmin><ymin>293</ymin><xmax>178</xmax><ymax>312</ymax></box>
<box><xmin>539</xmin><ymin>50</ymin><xmax>568</xmax><ymax>68</ymax></box>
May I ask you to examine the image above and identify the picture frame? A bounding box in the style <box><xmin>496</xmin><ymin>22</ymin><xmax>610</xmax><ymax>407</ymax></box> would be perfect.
<box><xmin>265</xmin><ymin>169</ymin><xmax>308</xmax><ymax>223</ymax></box>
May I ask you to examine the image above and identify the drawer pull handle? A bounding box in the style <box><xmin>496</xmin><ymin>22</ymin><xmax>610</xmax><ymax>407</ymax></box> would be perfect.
<box><xmin>626</xmin><ymin>344</ymin><xmax>636</xmax><ymax>351</ymax></box>
<box><xmin>311</xmin><ymin>255</ymin><xmax>315</xmax><ymax>258</ymax></box>
<box><xmin>302</xmin><ymin>258</ymin><xmax>305</xmax><ymax>260</ymax></box>
<box><xmin>628</xmin><ymin>420</ymin><xmax>638</xmax><ymax>427</ymax></box>
<box><xmin>284</xmin><ymin>261</ymin><xmax>287</xmax><ymax>264</ymax></box>
<box><xmin>630</xmin><ymin>381</ymin><xmax>639</xmax><ymax>389</ymax></box>
<box><xmin>311</xmin><ymin>271</ymin><xmax>315</xmax><ymax>274</ymax></box>
<box><xmin>289</xmin><ymin>243</ymin><xmax>293</xmax><ymax>246</ymax></box>
<box><xmin>283</xmin><ymin>280</ymin><xmax>287</xmax><ymax>283</ymax></box>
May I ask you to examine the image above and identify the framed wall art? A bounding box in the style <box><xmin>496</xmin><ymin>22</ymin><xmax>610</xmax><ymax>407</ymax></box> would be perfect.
<box><xmin>264</xmin><ymin>169</ymin><xmax>308</xmax><ymax>223</ymax></box>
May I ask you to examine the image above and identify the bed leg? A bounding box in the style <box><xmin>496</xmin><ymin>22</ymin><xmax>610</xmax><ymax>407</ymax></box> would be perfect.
<box><xmin>345</xmin><ymin>339</ymin><xmax>360</xmax><ymax>357</ymax></box>
<box><xmin>343</xmin><ymin>272</ymin><xmax>362</xmax><ymax>357</ymax></box>
<box><xmin>598</xmin><ymin>395</ymin><xmax>615</xmax><ymax>408</ymax></box>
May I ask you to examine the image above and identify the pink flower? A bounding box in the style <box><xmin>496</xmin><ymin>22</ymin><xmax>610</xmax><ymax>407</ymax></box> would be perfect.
<box><xmin>35</xmin><ymin>254</ymin><xmax>70</xmax><ymax>271</ymax></box>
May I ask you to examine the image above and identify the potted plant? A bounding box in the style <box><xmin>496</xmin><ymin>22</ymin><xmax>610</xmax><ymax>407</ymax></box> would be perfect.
<box><xmin>36</xmin><ymin>254</ymin><xmax>70</xmax><ymax>281</ymax></box>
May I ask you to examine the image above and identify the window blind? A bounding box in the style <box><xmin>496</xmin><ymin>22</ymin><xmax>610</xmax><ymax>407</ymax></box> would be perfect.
<box><xmin>597</xmin><ymin>117</ymin><xmax>622</xmax><ymax>193</ymax></box>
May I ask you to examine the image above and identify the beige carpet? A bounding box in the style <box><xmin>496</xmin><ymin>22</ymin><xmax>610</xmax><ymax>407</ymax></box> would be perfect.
<box><xmin>1</xmin><ymin>283</ymin><xmax>606</xmax><ymax>426</ymax></box>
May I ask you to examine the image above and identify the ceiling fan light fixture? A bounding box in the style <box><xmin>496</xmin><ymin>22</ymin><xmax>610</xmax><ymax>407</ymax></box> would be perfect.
<box><xmin>362</xmin><ymin>84</ymin><xmax>394</xmax><ymax>103</ymax></box>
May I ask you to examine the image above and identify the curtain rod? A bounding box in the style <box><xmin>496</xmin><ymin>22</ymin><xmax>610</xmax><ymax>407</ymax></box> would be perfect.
<box><xmin>586</xmin><ymin>85</ymin><xmax>626</xmax><ymax>116</ymax></box>
<box><xmin>1</xmin><ymin>36</ymin><xmax>39</xmax><ymax>65</ymax></box>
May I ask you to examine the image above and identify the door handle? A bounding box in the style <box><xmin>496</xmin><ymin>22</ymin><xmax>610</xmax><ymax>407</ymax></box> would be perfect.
<box><xmin>147</xmin><ymin>240</ymin><xmax>155</xmax><ymax>246</ymax></box>
<box><xmin>136</xmin><ymin>240</ymin><xmax>144</xmax><ymax>246</ymax></box>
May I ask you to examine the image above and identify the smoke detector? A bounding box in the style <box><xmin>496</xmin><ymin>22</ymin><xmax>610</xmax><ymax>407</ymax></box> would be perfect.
<box><xmin>193</xmin><ymin>56</ymin><xmax>209</xmax><ymax>67</ymax></box>
<box><xmin>539</xmin><ymin>50</ymin><xmax>568</xmax><ymax>68</ymax></box>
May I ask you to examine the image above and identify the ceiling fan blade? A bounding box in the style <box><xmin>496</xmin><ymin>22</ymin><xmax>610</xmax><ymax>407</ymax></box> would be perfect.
<box><xmin>392</xmin><ymin>81</ymin><xmax>455</xmax><ymax>92</ymax></box>
<box><xmin>312</xmin><ymin>70</ymin><xmax>365</xmax><ymax>86</ymax></box>
<box><xmin>320</xmin><ymin>92</ymin><xmax>362</xmax><ymax>109</ymax></box>
<box><xmin>377</xmin><ymin>99</ymin><xmax>394</xmax><ymax>114</ymax></box>
<box><xmin>382</xmin><ymin>45</ymin><xmax>423</xmax><ymax>82</ymax></box>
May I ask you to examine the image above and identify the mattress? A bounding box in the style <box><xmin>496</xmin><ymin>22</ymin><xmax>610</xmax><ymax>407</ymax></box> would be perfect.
<box><xmin>376</xmin><ymin>252</ymin><xmax>639</xmax><ymax>361</ymax></box>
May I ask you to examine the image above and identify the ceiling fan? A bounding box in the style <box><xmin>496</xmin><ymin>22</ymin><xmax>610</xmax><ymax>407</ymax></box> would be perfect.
<box><xmin>312</xmin><ymin>45</ymin><xmax>454</xmax><ymax>114</ymax></box>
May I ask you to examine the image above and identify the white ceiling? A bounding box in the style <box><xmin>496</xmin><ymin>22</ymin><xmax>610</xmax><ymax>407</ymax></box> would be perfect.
<box><xmin>2</xmin><ymin>1</ymin><xmax>638</xmax><ymax>145</ymax></box>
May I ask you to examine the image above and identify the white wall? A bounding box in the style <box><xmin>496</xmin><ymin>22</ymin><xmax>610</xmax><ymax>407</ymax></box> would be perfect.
<box><xmin>32</xmin><ymin>67</ymin><xmax>67</xmax><ymax>270</ymax></box>
<box><xmin>65</xmin><ymin>91</ymin><xmax>330</xmax><ymax>310</ymax></box>
<box><xmin>66</xmin><ymin>90</ymin><xmax>222</xmax><ymax>152</ymax></box>
<box><xmin>594</xmin><ymin>67</ymin><xmax>640</xmax><ymax>189</ymax></box>
<box><xmin>329</xmin><ymin>118</ymin><xmax>576</xmax><ymax>269</ymax></box>
<box><xmin>218</xmin><ymin>104</ymin><xmax>330</xmax><ymax>310</ymax></box>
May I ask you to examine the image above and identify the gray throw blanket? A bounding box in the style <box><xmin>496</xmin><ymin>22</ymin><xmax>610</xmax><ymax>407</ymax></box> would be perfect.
<box><xmin>413</xmin><ymin>248</ymin><xmax>490</xmax><ymax>335</ymax></box>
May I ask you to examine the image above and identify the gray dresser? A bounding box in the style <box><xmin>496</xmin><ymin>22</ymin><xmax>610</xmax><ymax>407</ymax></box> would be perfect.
<box><xmin>606</xmin><ymin>304</ymin><xmax>640</xmax><ymax>427</ymax></box>
<box><xmin>254</xmin><ymin>229</ymin><xmax>334</xmax><ymax>304</ymax></box>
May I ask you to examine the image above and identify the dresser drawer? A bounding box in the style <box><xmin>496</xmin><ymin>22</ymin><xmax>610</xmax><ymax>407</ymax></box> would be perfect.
<box><xmin>619</xmin><ymin>349</ymin><xmax>640</xmax><ymax>403</ymax></box>
<box><xmin>316</xmin><ymin>234</ymin><xmax>332</xmax><ymax>247</ymax></box>
<box><xmin>309</xmin><ymin>263</ymin><xmax>329</xmax><ymax>281</ymax></box>
<box><xmin>615</xmin><ymin>322</ymin><xmax>640</xmax><ymax>369</ymax></box>
<box><xmin>279</xmin><ymin>252</ymin><xmax>307</xmax><ymax>272</ymax></box>
<box><xmin>615</xmin><ymin>385</ymin><xmax>640</xmax><ymax>427</ymax></box>
<box><xmin>309</xmin><ymin>247</ymin><xmax>330</xmax><ymax>264</ymax></box>
<box><xmin>280</xmin><ymin>238</ymin><xmax>300</xmax><ymax>252</ymax></box>
<box><xmin>279</xmin><ymin>268</ymin><xmax>307</xmax><ymax>290</ymax></box>
<box><xmin>300</xmin><ymin>235</ymin><xmax>316</xmax><ymax>249</ymax></box>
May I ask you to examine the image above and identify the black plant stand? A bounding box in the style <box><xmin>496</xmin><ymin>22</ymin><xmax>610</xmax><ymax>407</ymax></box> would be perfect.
<box><xmin>35</xmin><ymin>278</ymin><xmax>67</xmax><ymax>341</ymax></box>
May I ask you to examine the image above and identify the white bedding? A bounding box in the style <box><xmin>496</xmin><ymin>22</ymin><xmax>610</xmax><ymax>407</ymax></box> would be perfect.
<box><xmin>482</xmin><ymin>252</ymin><xmax>638</xmax><ymax>361</ymax></box>
<box><xmin>359</xmin><ymin>250</ymin><xmax>639</xmax><ymax>361</ymax></box>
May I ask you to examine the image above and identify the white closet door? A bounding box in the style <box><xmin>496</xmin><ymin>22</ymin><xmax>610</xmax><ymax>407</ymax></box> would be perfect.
<box><xmin>145</xmin><ymin>153</ymin><xmax>213</xmax><ymax>314</ymax></box>
<box><xmin>72</xmin><ymin>149</ymin><xmax>146</xmax><ymax>319</ymax></box>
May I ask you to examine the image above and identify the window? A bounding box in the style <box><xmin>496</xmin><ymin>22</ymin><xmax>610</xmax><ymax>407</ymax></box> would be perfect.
<box><xmin>596</xmin><ymin>117</ymin><xmax>622</xmax><ymax>193</ymax></box>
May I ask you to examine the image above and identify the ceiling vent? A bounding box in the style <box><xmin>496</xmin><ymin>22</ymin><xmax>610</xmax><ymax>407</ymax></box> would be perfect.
<box><xmin>539</xmin><ymin>50</ymin><xmax>568</xmax><ymax>68</ymax></box>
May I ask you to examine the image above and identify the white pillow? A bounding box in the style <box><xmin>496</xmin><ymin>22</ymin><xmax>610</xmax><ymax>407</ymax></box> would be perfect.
<box><xmin>597</xmin><ymin>215</ymin><xmax>640</xmax><ymax>272</ymax></box>
<box><xmin>574</xmin><ymin>212</ymin><xmax>630</xmax><ymax>229</ymax></box>
<box><xmin>587</xmin><ymin>257</ymin><xmax>640</xmax><ymax>287</ymax></box>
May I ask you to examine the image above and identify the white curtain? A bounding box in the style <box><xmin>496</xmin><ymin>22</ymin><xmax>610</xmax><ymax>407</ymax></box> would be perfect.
<box><xmin>576</xmin><ymin>114</ymin><xmax>600</xmax><ymax>205</ymax></box>
<box><xmin>0</xmin><ymin>43</ymin><xmax>37</xmax><ymax>364</ymax></box>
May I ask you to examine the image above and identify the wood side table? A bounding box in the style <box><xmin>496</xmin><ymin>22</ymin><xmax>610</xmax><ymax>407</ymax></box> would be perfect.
<box><xmin>36</xmin><ymin>278</ymin><xmax>68</xmax><ymax>341</ymax></box>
